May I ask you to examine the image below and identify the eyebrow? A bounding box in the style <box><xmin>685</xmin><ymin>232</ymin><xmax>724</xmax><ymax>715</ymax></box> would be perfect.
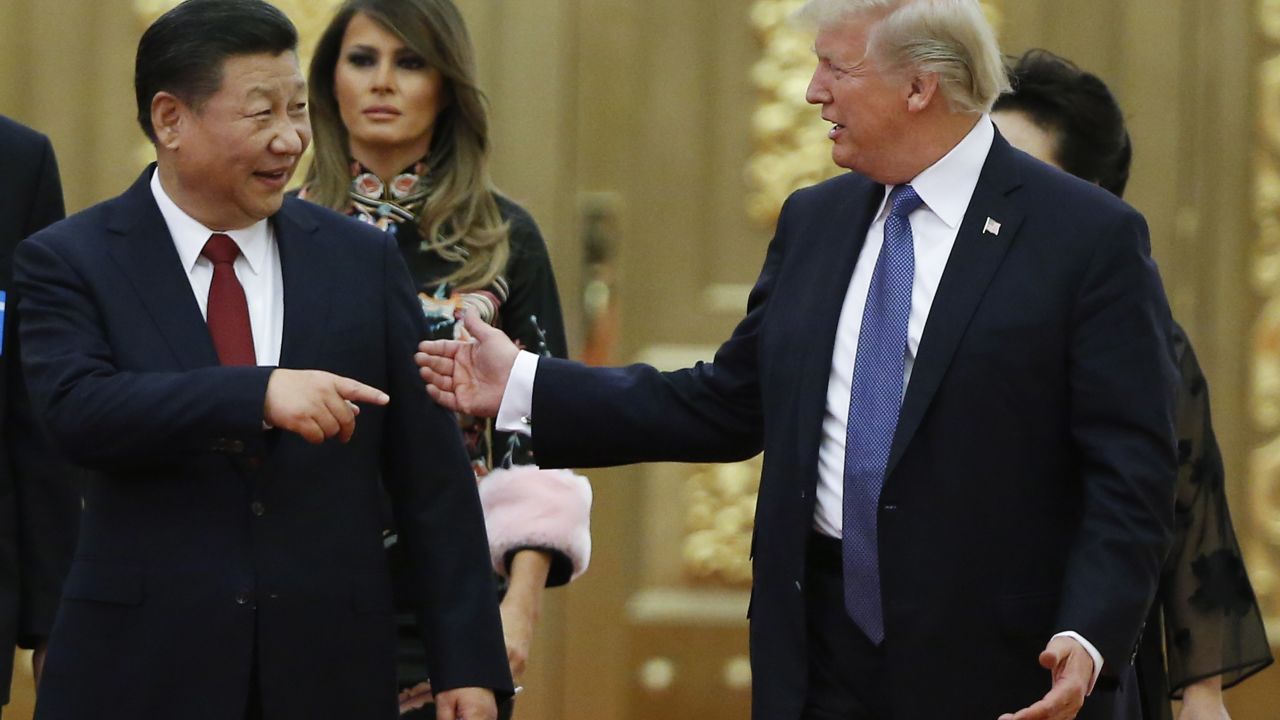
<box><xmin>245</xmin><ymin>80</ymin><xmax>306</xmax><ymax>99</ymax></box>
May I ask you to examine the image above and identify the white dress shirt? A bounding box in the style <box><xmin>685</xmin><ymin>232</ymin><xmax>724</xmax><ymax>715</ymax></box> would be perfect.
<box><xmin>150</xmin><ymin>170</ymin><xmax>284</xmax><ymax>366</ymax></box>
<box><xmin>495</xmin><ymin>116</ymin><xmax>1103</xmax><ymax>686</ymax></box>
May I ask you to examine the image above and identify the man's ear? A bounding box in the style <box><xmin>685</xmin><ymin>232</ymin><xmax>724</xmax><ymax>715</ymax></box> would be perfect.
<box><xmin>151</xmin><ymin>92</ymin><xmax>186</xmax><ymax>150</ymax></box>
<box><xmin>905</xmin><ymin>72</ymin><xmax>941</xmax><ymax>113</ymax></box>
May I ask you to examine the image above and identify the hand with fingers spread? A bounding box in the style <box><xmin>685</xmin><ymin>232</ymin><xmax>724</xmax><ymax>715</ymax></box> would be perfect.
<box><xmin>433</xmin><ymin>686</ymin><xmax>497</xmax><ymax>720</ymax></box>
<box><xmin>263</xmin><ymin>369</ymin><xmax>390</xmax><ymax>444</ymax></box>
<box><xmin>416</xmin><ymin>309</ymin><xmax>519</xmax><ymax>417</ymax></box>
<box><xmin>998</xmin><ymin>636</ymin><xmax>1094</xmax><ymax>720</ymax></box>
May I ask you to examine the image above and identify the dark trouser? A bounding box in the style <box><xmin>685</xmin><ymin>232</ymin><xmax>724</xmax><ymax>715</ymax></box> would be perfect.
<box><xmin>801</xmin><ymin>532</ymin><xmax>891</xmax><ymax>720</ymax></box>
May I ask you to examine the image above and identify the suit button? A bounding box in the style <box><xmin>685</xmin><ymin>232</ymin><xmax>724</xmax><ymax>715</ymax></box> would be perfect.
<box><xmin>230</xmin><ymin>440</ymin><xmax>245</xmax><ymax>453</ymax></box>
<box><xmin>882</xmin><ymin>504</ymin><xmax>897</xmax><ymax>511</ymax></box>
<box><xmin>250</xmin><ymin>501</ymin><xmax>265</xmax><ymax>517</ymax></box>
<box><xmin>235</xmin><ymin>591</ymin><xmax>253</xmax><ymax>605</ymax></box>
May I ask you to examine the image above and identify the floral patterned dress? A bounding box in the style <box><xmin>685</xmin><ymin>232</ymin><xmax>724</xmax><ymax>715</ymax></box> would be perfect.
<box><xmin>301</xmin><ymin>162</ymin><xmax>579</xmax><ymax>697</ymax></box>
<box><xmin>1133</xmin><ymin>323</ymin><xmax>1273</xmax><ymax>720</ymax></box>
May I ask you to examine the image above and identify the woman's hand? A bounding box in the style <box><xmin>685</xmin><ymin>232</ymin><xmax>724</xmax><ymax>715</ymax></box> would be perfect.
<box><xmin>1178</xmin><ymin>676</ymin><xmax>1230</xmax><ymax>720</ymax></box>
<box><xmin>500</xmin><ymin>550</ymin><xmax>553</xmax><ymax>680</ymax></box>
<box><xmin>398</xmin><ymin>681</ymin><xmax>432</xmax><ymax>715</ymax></box>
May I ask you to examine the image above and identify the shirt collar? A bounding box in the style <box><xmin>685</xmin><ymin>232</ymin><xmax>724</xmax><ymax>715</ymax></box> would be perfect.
<box><xmin>149</xmin><ymin>168</ymin><xmax>272</xmax><ymax>276</ymax></box>
<box><xmin>876</xmin><ymin>114</ymin><xmax>995</xmax><ymax>229</ymax></box>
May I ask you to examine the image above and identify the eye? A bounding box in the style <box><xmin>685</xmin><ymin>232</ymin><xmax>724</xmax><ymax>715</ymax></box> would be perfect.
<box><xmin>396</xmin><ymin>53</ymin><xmax>427</xmax><ymax>71</ymax></box>
<box><xmin>346</xmin><ymin>51</ymin><xmax>376</xmax><ymax>68</ymax></box>
<box><xmin>290</xmin><ymin>102</ymin><xmax>308</xmax><ymax>114</ymax></box>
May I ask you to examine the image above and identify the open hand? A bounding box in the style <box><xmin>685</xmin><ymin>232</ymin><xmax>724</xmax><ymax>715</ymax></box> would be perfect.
<box><xmin>416</xmin><ymin>309</ymin><xmax>519</xmax><ymax>417</ymax></box>
<box><xmin>263</xmin><ymin>369</ymin><xmax>389</xmax><ymax>444</ymax></box>
<box><xmin>998</xmin><ymin>636</ymin><xmax>1093</xmax><ymax>720</ymax></box>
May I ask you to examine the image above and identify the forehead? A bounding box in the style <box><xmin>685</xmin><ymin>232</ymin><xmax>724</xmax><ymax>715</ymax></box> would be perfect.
<box><xmin>342</xmin><ymin>12</ymin><xmax>406</xmax><ymax>48</ymax></box>
<box><xmin>814</xmin><ymin>14</ymin><xmax>876</xmax><ymax>62</ymax></box>
<box><xmin>214</xmin><ymin>51</ymin><xmax>305</xmax><ymax>98</ymax></box>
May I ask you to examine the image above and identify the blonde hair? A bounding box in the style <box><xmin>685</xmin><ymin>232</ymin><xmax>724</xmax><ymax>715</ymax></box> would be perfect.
<box><xmin>796</xmin><ymin>0</ymin><xmax>1009</xmax><ymax>113</ymax></box>
<box><xmin>305</xmin><ymin>0</ymin><xmax>509</xmax><ymax>290</ymax></box>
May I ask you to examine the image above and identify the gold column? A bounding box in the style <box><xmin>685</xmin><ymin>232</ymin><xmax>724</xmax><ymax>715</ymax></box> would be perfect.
<box><xmin>1250</xmin><ymin>0</ymin><xmax>1280</xmax><ymax>637</ymax></box>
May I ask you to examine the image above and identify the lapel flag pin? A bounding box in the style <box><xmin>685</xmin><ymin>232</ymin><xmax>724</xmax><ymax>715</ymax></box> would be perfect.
<box><xmin>983</xmin><ymin>217</ymin><xmax>1002</xmax><ymax>236</ymax></box>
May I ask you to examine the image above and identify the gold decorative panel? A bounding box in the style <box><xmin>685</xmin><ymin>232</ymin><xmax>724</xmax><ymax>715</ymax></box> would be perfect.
<box><xmin>683</xmin><ymin>458</ymin><xmax>761</xmax><ymax>586</ymax></box>
<box><xmin>746</xmin><ymin>0</ymin><xmax>1003</xmax><ymax>228</ymax></box>
<box><xmin>1253</xmin><ymin>0</ymin><xmax>1280</xmax><ymax>634</ymax></box>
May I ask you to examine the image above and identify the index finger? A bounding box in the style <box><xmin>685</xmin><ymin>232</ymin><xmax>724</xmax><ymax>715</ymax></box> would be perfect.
<box><xmin>333</xmin><ymin>377</ymin><xmax>390</xmax><ymax>406</ymax></box>
<box><xmin>419</xmin><ymin>338</ymin><xmax>464</xmax><ymax>357</ymax></box>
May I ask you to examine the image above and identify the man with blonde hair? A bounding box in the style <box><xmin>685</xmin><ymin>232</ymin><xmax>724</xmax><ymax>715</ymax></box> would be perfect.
<box><xmin>419</xmin><ymin>1</ymin><xmax>1175</xmax><ymax>718</ymax></box>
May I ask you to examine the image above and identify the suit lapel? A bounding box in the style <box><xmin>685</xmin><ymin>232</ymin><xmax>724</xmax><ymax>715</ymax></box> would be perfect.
<box><xmin>793</xmin><ymin>177</ymin><xmax>885</xmax><ymax>468</ymax></box>
<box><xmin>106</xmin><ymin>167</ymin><xmax>219</xmax><ymax>370</ymax></box>
<box><xmin>885</xmin><ymin>135</ymin><xmax>1025</xmax><ymax>476</ymax></box>
<box><xmin>274</xmin><ymin>198</ymin><xmax>328</xmax><ymax>369</ymax></box>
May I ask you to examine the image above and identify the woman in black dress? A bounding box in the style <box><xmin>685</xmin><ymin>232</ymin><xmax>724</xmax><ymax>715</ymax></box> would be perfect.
<box><xmin>993</xmin><ymin>49</ymin><xmax>1272</xmax><ymax>720</ymax></box>
<box><xmin>301</xmin><ymin>1</ymin><xmax>592</xmax><ymax>716</ymax></box>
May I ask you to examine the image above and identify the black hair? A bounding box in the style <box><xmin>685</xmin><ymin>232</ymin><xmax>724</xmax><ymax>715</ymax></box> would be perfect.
<box><xmin>135</xmin><ymin>0</ymin><xmax>298</xmax><ymax>142</ymax></box>
<box><xmin>993</xmin><ymin>49</ymin><xmax>1132</xmax><ymax>198</ymax></box>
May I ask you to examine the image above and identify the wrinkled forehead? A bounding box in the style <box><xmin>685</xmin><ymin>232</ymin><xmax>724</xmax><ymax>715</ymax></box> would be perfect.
<box><xmin>215</xmin><ymin>52</ymin><xmax>307</xmax><ymax>99</ymax></box>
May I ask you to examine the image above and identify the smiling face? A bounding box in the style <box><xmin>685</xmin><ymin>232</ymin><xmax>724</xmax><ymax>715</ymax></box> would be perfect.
<box><xmin>159</xmin><ymin>51</ymin><xmax>311</xmax><ymax>230</ymax></box>
<box><xmin>333</xmin><ymin>12</ymin><xmax>445</xmax><ymax>167</ymax></box>
<box><xmin>805</xmin><ymin>15</ymin><xmax>912</xmax><ymax>180</ymax></box>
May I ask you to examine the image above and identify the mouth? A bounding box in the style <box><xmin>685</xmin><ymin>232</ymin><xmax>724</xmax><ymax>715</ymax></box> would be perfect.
<box><xmin>253</xmin><ymin>167</ymin><xmax>292</xmax><ymax>188</ymax></box>
<box><xmin>363</xmin><ymin>106</ymin><xmax>401</xmax><ymax>119</ymax></box>
<box><xmin>826</xmin><ymin>120</ymin><xmax>846</xmax><ymax>140</ymax></box>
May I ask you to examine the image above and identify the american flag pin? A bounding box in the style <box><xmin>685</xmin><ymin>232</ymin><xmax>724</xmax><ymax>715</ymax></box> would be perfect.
<box><xmin>983</xmin><ymin>217</ymin><xmax>1002</xmax><ymax>236</ymax></box>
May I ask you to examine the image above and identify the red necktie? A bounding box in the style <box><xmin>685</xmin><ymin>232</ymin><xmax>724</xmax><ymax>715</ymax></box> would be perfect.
<box><xmin>201</xmin><ymin>233</ymin><xmax>256</xmax><ymax>366</ymax></box>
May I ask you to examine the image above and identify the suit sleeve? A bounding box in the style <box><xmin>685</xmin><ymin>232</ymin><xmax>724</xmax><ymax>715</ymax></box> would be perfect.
<box><xmin>529</xmin><ymin>195</ymin><xmax>795</xmax><ymax>468</ymax></box>
<box><xmin>14</xmin><ymin>233</ymin><xmax>274</xmax><ymax>468</ymax></box>
<box><xmin>22</xmin><ymin>134</ymin><xmax>65</xmax><ymax>238</ymax></box>
<box><xmin>10</xmin><ymin>135</ymin><xmax>77</xmax><ymax>647</ymax></box>
<box><xmin>1057</xmin><ymin>208</ymin><xmax>1178</xmax><ymax>673</ymax></box>
<box><xmin>376</xmin><ymin>234</ymin><xmax>512</xmax><ymax>695</ymax></box>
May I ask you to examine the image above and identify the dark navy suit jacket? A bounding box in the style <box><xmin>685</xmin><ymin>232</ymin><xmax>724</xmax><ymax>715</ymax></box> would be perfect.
<box><xmin>14</xmin><ymin>168</ymin><xmax>511</xmax><ymax>720</ymax></box>
<box><xmin>528</xmin><ymin>134</ymin><xmax>1177</xmax><ymax>719</ymax></box>
<box><xmin>0</xmin><ymin>115</ymin><xmax>80</xmax><ymax>712</ymax></box>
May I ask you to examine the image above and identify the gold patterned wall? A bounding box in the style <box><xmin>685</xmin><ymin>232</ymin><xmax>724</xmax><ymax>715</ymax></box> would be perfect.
<box><xmin>746</xmin><ymin>0</ymin><xmax>1003</xmax><ymax>228</ymax></box>
<box><xmin>1251</xmin><ymin>0</ymin><xmax>1280</xmax><ymax>635</ymax></box>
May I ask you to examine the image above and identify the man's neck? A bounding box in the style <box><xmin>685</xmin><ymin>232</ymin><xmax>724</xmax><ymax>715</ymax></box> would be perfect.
<box><xmin>155</xmin><ymin>162</ymin><xmax>253</xmax><ymax>232</ymax></box>
<box><xmin>882</xmin><ymin>113</ymin><xmax>984</xmax><ymax>185</ymax></box>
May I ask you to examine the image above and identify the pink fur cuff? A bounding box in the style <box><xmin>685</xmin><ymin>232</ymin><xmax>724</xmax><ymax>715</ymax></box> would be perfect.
<box><xmin>478</xmin><ymin>466</ymin><xmax>593</xmax><ymax>583</ymax></box>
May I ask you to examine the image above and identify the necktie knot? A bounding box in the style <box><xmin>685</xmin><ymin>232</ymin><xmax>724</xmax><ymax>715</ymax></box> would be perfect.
<box><xmin>202</xmin><ymin>233</ymin><xmax>241</xmax><ymax>266</ymax></box>
<box><xmin>889</xmin><ymin>184</ymin><xmax>923</xmax><ymax>218</ymax></box>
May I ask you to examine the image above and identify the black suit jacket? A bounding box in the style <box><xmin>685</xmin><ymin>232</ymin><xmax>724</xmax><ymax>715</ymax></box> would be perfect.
<box><xmin>14</xmin><ymin>168</ymin><xmax>511</xmax><ymax>720</ymax></box>
<box><xmin>528</xmin><ymin>134</ymin><xmax>1177</xmax><ymax>719</ymax></box>
<box><xmin>0</xmin><ymin>116</ymin><xmax>79</xmax><ymax>709</ymax></box>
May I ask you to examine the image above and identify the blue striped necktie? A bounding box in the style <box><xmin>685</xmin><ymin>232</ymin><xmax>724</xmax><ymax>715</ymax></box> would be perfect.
<box><xmin>842</xmin><ymin>184</ymin><xmax>922</xmax><ymax>644</ymax></box>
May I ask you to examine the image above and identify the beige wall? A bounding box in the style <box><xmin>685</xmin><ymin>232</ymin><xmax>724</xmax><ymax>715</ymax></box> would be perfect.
<box><xmin>2</xmin><ymin>0</ymin><xmax>1277</xmax><ymax>717</ymax></box>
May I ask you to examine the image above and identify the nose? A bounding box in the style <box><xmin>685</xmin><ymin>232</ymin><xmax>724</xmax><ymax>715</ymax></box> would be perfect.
<box><xmin>372</xmin><ymin>58</ymin><xmax>396</xmax><ymax>94</ymax></box>
<box><xmin>270</xmin><ymin>115</ymin><xmax>309</xmax><ymax>156</ymax></box>
<box><xmin>805</xmin><ymin>67</ymin><xmax>829</xmax><ymax>105</ymax></box>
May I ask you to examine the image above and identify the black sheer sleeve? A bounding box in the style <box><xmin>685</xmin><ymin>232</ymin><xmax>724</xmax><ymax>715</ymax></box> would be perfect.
<box><xmin>1160</xmin><ymin>324</ymin><xmax>1273</xmax><ymax>696</ymax></box>
<box><xmin>491</xmin><ymin>196</ymin><xmax>569</xmax><ymax>472</ymax></box>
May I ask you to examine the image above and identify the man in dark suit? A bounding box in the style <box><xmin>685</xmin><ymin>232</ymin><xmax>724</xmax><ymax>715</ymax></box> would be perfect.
<box><xmin>13</xmin><ymin>1</ymin><xmax>510</xmax><ymax>718</ymax></box>
<box><xmin>0</xmin><ymin>115</ymin><xmax>81</xmax><ymax>715</ymax></box>
<box><xmin>418</xmin><ymin>1</ymin><xmax>1177</xmax><ymax>719</ymax></box>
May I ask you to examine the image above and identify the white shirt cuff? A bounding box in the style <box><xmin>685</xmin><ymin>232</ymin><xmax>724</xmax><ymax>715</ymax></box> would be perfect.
<box><xmin>1052</xmin><ymin>631</ymin><xmax>1103</xmax><ymax>694</ymax></box>
<box><xmin>495</xmin><ymin>350</ymin><xmax>539</xmax><ymax>435</ymax></box>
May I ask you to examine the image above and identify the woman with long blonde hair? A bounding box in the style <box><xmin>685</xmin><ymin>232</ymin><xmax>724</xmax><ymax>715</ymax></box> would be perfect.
<box><xmin>303</xmin><ymin>1</ymin><xmax>591</xmax><ymax>716</ymax></box>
